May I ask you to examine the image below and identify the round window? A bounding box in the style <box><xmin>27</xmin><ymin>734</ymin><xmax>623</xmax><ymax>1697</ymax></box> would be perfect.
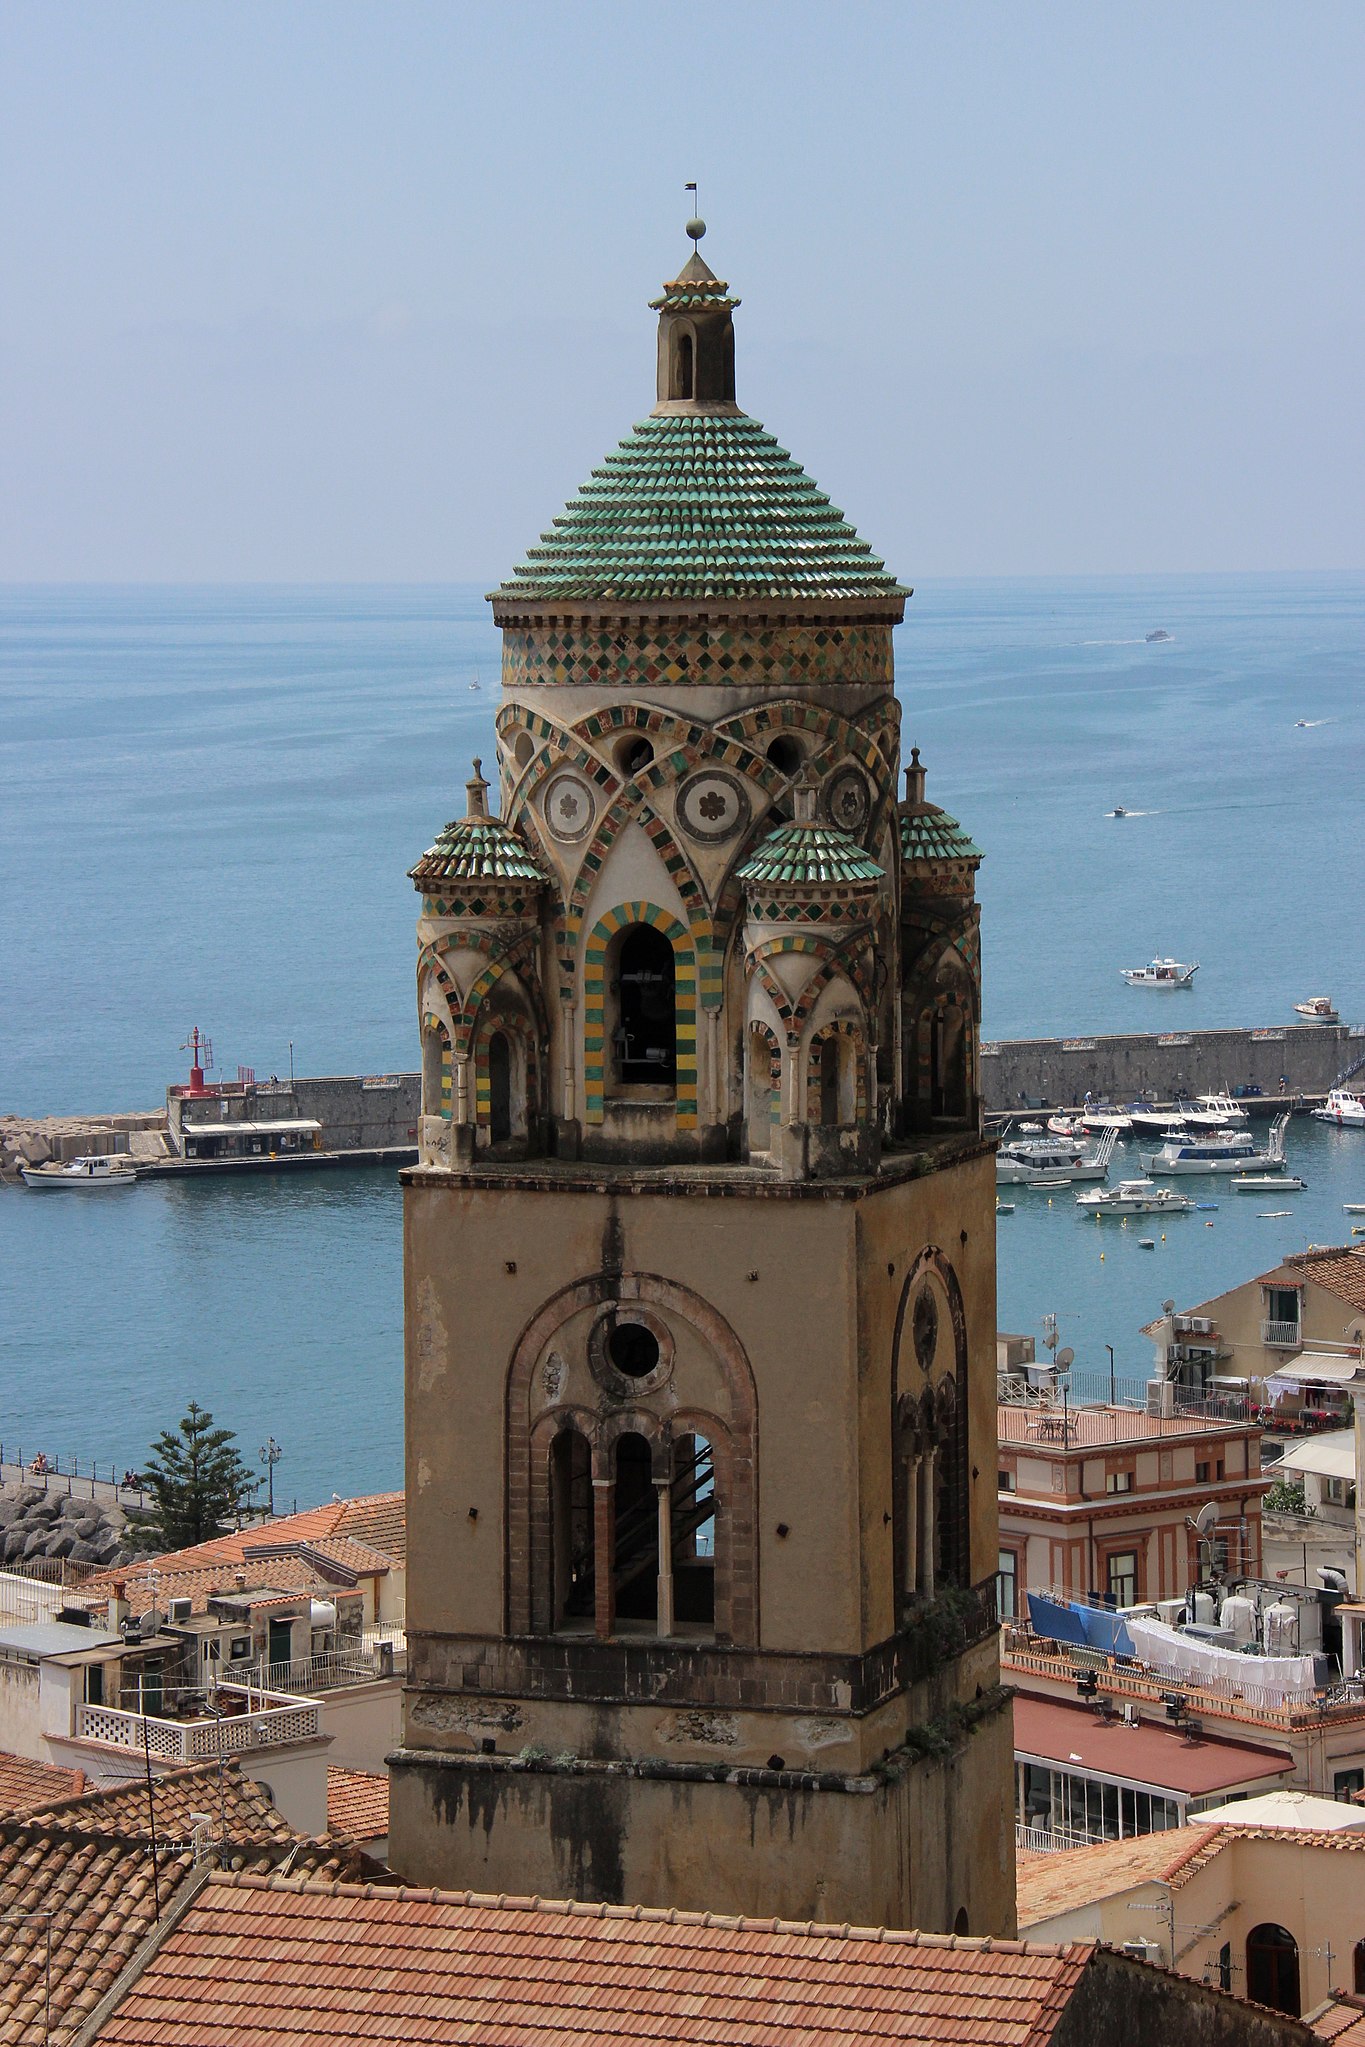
<box><xmin>766</xmin><ymin>734</ymin><xmax>802</xmax><ymax>777</ymax></box>
<box><xmin>607</xmin><ymin>1321</ymin><xmax>660</xmax><ymax>1378</ymax></box>
<box><xmin>588</xmin><ymin>1305</ymin><xmax>674</xmax><ymax>1393</ymax></box>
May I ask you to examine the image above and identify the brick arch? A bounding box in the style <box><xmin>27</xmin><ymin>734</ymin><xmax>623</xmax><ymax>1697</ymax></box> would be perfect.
<box><xmin>582</xmin><ymin>901</ymin><xmax>697</xmax><ymax>1129</ymax></box>
<box><xmin>890</xmin><ymin>1247</ymin><xmax>970</xmax><ymax>1602</ymax></box>
<box><xmin>745</xmin><ymin>1018</ymin><xmax>783</xmax><ymax>1138</ymax></box>
<box><xmin>506</xmin><ymin>1270</ymin><xmax>758</xmax><ymax>1645</ymax></box>
<box><xmin>804</xmin><ymin>1016</ymin><xmax>869</xmax><ymax>1124</ymax></box>
<box><xmin>472</xmin><ymin>1007</ymin><xmax>540</xmax><ymax>1135</ymax></box>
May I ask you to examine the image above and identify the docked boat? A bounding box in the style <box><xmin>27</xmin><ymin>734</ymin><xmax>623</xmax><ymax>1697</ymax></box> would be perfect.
<box><xmin>996</xmin><ymin>1128</ymin><xmax>1118</xmax><ymax>1185</ymax></box>
<box><xmin>1078</xmin><ymin>1106</ymin><xmax>1133</xmax><ymax>1135</ymax></box>
<box><xmin>1233</xmin><ymin>1175</ymin><xmax>1307</xmax><ymax>1192</ymax></box>
<box><xmin>1190</xmin><ymin>1092</ymin><xmax>1249</xmax><ymax>1127</ymax></box>
<box><xmin>1121</xmin><ymin>958</ymin><xmax>1199</xmax><ymax>990</ymax></box>
<box><xmin>20</xmin><ymin>1155</ymin><xmax>138</xmax><ymax>1190</ymax></box>
<box><xmin>1294</xmin><ymin>996</ymin><xmax>1340</xmax><ymax>1023</ymax></box>
<box><xmin>1076</xmin><ymin>1180</ymin><xmax>1195</xmax><ymax>1216</ymax></box>
<box><xmin>1345</xmin><ymin>1203</ymin><xmax>1365</xmax><ymax>1215</ymax></box>
<box><xmin>1125</xmin><ymin>1108</ymin><xmax>1194</xmax><ymax>1138</ymax></box>
<box><xmin>1138</xmin><ymin>1113</ymin><xmax>1289</xmax><ymax>1176</ymax></box>
<box><xmin>1314</xmin><ymin>1091</ymin><xmax>1365</xmax><ymax>1129</ymax></box>
<box><xmin>1046</xmin><ymin>1114</ymin><xmax>1089</xmax><ymax>1138</ymax></box>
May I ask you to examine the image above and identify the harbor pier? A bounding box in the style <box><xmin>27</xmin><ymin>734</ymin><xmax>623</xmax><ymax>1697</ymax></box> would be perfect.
<box><xmin>982</xmin><ymin>1022</ymin><xmax>1362</xmax><ymax>1119</ymax></box>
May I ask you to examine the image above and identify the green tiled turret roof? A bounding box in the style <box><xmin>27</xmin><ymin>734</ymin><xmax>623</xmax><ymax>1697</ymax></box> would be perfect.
<box><xmin>738</xmin><ymin>820</ymin><xmax>884</xmax><ymax>890</ymax></box>
<box><xmin>899</xmin><ymin>806</ymin><xmax>982</xmax><ymax>865</ymax></box>
<box><xmin>493</xmin><ymin>414</ymin><xmax>908</xmax><ymax>606</ymax></box>
<box><xmin>409</xmin><ymin>816</ymin><xmax>549</xmax><ymax>888</ymax></box>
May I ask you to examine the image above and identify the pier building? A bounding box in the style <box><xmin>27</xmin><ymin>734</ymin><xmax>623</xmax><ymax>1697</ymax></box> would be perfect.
<box><xmin>390</xmin><ymin>223</ymin><xmax>1011</xmax><ymax>1932</ymax></box>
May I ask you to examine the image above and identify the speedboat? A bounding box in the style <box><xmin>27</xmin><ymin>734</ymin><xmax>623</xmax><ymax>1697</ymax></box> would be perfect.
<box><xmin>20</xmin><ymin>1155</ymin><xmax>138</xmax><ymax>1190</ymax></box>
<box><xmin>1139</xmin><ymin>1113</ymin><xmax>1289</xmax><ymax>1176</ymax></box>
<box><xmin>1076</xmin><ymin>1180</ymin><xmax>1195</xmax><ymax>1215</ymax></box>
<box><xmin>1233</xmin><ymin>1175</ymin><xmax>1307</xmax><ymax>1192</ymax></box>
<box><xmin>1314</xmin><ymin>1091</ymin><xmax>1365</xmax><ymax>1129</ymax></box>
<box><xmin>1079</xmin><ymin>1106</ymin><xmax>1133</xmax><ymax>1135</ymax></box>
<box><xmin>1121</xmin><ymin>958</ymin><xmax>1198</xmax><ymax>990</ymax></box>
<box><xmin>1294</xmin><ymin>997</ymin><xmax>1340</xmax><ymax>1023</ymax></box>
<box><xmin>1190</xmin><ymin>1093</ymin><xmax>1249</xmax><ymax>1127</ymax></box>
<box><xmin>1126</xmin><ymin>1108</ymin><xmax>1194</xmax><ymax>1138</ymax></box>
<box><xmin>1111</xmin><ymin>805</ymin><xmax>1128</xmax><ymax>818</ymax></box>
<box><xmin>1345</xmin><ymin>1203</ymin><xmax>1365</xmax><ymax>1215</ymax></box>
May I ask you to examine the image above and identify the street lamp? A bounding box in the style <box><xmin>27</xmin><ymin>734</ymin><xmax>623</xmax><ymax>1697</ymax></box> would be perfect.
<box><xmin>259</xmin><ymin>1436</ymin><xmax>284</xmax><ymax>1517</ymax></box>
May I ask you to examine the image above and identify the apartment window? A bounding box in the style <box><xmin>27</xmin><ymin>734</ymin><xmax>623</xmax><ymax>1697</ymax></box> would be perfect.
<box><xmin>1334</xmin><ymin>1768</ymin><xmax>1365</xmax><ymax>1803</ymax></box>
<box><xmin>996</xmin><ymin>1550</ymin><xmax>1018</xmax><ymax>1620</ymax></box>
<box><xmin>1106</xmin><ymin>1551</ymin><xmax>1139</xmax><ymax>1607</ymax></box>
<box><xmin>1105</xmin><ymin>1469</ymin><xmax>1134</xmax><ymax>1495</ymax></box>
<box><xmin>1326</xmin><ymin>1477</ymin><xmax>1357</xmax><ymax>1508</ymax></box>
<box><xmin>1196</xmin><ymin>1462</ymin><xmax>1210</xmax><ymax>1484</ymax></box>
<box><xmin>999</xmin><ymin>1468</ymin><xmax>1016</xmax><ymax>1493</ymax></box>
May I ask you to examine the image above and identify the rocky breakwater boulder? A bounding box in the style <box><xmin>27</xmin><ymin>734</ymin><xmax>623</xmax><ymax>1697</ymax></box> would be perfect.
<box><xmin>0</xmin><ymin>1484</ymin><xmax>129</xmax><ymax>1568</ymax></box>
<box><xmin>0</xmin><ymin>1110</ymin><xmax>167</xmax><ymax>1182</ymax></box>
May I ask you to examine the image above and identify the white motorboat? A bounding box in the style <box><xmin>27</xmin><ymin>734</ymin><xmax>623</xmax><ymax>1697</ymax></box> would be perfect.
<box><xmin>1345</xmin><ymin>1203</ymin><xmax>1365</xmax><ymax>1215</ymax></box>
<box><xmin>1190</xmin><ymin>1092</ymin><xmax>1249</xmax><ymax>1127</ymax></box>
<box><xmin>1076</xmin><ymin>1179</ymin><xmax>1196</xmax><ymax>1216</ymax></box>
<box><xmin>1138</xmin><ymin>1113</ymin><xmax>1289</xmax><ymax>1176</ymax></box>
<box><xmin>1294</xmin><ymin>996</ymin><xmax>1339</xmax><ymax>1023</ymax></box>
<box><xmin>20</xmin><ymin>1155</ymin><xmax>138</xmax><ymax>1190</ymax></box>
<box><xmin>1079</xmin><ymin>1106</ymin><xmax>1133</xmax><ymax>1135</ymax></box>
<box><xmin>1126</xmin><ymin>1108</ymin><xmax>1194</xmax><ymax>1138</ymax></box>
<box><xmin>1121</xmin><ymin>958</ymin><xmax>1199</xmax><ymax>990</ymax></box>
<box><xmin>996</xmin><ymin>1127</ymin><xmax>1118</xmax><ymax>1185</ymax></box>
<box><xmin>1233</xmin><ymin>1175</ymin><xmax>1307</xmax><ymax>1192</ymax></box>
<box><xmin>1313</xmin><ymin>1090</ymin><xmax>1365</xmax><ymax>1129</ymax></box>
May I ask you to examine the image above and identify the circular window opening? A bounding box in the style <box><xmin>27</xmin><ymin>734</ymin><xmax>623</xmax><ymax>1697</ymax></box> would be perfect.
<box><xmin>766</xmin><ymin>735</ymin><xmax>802</xmax><ymax>777</ymax></box>
<box><xmin>618</xmin><ymin>736</ymin><xmax>655</xmax><ymax>777</ymax></box>
<box><xmin>607</xmin><ymin>1320</ymin><xmax>660</xmax><ymax>1379</ymax></box>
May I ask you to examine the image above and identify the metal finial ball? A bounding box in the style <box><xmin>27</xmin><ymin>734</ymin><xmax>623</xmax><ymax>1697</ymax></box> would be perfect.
<box><xmin>685</xmin><ymin>216</ymin><xmax>706</xmax><ymax>243</ymax></box>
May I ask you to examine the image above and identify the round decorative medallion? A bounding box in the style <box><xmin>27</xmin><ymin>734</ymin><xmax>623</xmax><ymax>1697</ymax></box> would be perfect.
<box><xmin>588</xmin><ymin>1305</ymin><xmax>675</xmax><ymax>1397</ymax></box>
<box><xmin>823</xmin><ymin>766</ymin><xmax>871</xmax><ymax>836</ymax></box>
<box><xmin>676</xmin><ymin>768</ymin><xmax>751</xmax><ymax>844</ymax></box>
<box><xmin>913</xmin><ymin>1285</ymin><xmax>939</xmax><ymax>1371</ymax></box>
<box><xmin>542</xmin><ymin>772</ymin><xmax>596</xmax><ymax>844</ymax></box>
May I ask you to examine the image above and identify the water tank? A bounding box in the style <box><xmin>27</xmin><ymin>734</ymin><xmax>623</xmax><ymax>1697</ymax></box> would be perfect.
<box><xmin>1221</xmin><ymin>1595</ymin><xmax>1258</xmax><ymax>1647</ymax></box>
<box><xmin>1264</xmin><ymin>1599</ymin><xmax>1300</xmax><ymax>1656</ymax></box>
<box><xmin>1192</xmin><ymin>1590</ymin><xmax>1217</xmax><ymax>1627</ymax></box>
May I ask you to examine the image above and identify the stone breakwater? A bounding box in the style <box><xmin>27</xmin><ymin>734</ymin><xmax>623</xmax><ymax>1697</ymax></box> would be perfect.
<box><xmin>980</xmin><ymin>1022</ymin><xmax>1362</xmax><ymax>1114</ymax></box>
<box><xmin>0</xmin><ymin>1110</ymin><xmax>168</xmax><ymax>1182</ymax></box>
<box><xmin>0</xmin><ymin>1483</ymin><xmax>133</xmax><ymax>1569</ymax></box>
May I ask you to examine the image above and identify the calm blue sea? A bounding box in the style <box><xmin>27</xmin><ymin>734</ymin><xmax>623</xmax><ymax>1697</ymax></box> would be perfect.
<box><xmin>2</xmin><ymin>578</ymin><xmax>1362</xmax><ymax>1503</ymax></box>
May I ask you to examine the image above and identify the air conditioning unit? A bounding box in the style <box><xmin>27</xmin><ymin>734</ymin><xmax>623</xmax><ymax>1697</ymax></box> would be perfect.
<box><xmin>167</xmin><ymin>1597</ymin><xmax>193</xmax><ymax>1624</ymax></box>
<box><xmin>1121</xmin><ymin>1940</ymin><xmax>1163</xmax><ymax>1964</ymax></box>
<box><xmin>1156</xmin><ymin>1598</ymin><xmax>1187</xmax><ymax>1627</ymax></box>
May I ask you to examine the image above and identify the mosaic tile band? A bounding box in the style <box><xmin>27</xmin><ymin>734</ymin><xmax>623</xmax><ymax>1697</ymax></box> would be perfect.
<box><xmin>501</xmin><ymin>622</ymin><xmax>894</xmax><ymax>692</ymax></box>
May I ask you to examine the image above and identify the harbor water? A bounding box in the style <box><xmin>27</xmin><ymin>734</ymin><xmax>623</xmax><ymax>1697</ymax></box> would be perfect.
<box><xmin>2</xmin><ymin>577</ymin><xmax>1362</xmax><ymax>1503</ymax></box>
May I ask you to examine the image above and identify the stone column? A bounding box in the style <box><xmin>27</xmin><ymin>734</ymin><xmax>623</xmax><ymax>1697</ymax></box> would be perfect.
<box><xmin>904</xmin><ymin>1453</ymin><xmax>918</xmax><ymax>1601</ymax></box>
<box><xmin>562</xmin><ymin>1002</ymin><xmax>577</xmax><ymax>1122</ymax></box>
<box><xmin>919</xmin><ymin>1446</ymin><xmax>937</xmax><ymax>1600</ymax></box>
<box><xmin>454</xmin><ymin>1052</ymin><xmax>470</xmax><ymax>1125</ymax></box>
<box><xmin>592</xmin><ymin>1477</ymin><xmax>615</xmax><ymax>1640</ymax></box>
<box><xmin>654</xmin><ymin>1477</ymin><xmax>674</xmax><ymax>1638</ymax></box>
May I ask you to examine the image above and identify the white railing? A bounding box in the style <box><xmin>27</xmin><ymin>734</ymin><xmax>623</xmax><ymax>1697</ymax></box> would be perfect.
<box><xmin>1016</xmin><ymin>1823</ymin><xmax>1100</xmax><ymax>1855</ymax></box>
<box><xmin>74</xmin><ymin>1687</ymin><xmax>320</xmax><ymax>1761</ymax></box>
<box><xmin>262</xmin><ymin>1651</ymin><xmax>386</xmax><ymax>1693</ymax></box>
<box><xmin>1262</xmin><ymin>1320</ymin><xmax>1302</xmax><ymax>1348</ymax></box>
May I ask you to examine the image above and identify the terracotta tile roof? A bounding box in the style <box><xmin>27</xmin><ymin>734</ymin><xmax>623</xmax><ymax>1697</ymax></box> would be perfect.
<box><xmin>325</xmin><ymin>1766</ymin><xmax>389</xmax><ymax>1843</ymax></box>
<box><xmin>0</xmin><ymin>1750</ymin><xmax>85</xmax><ymax>1815</ymax></box>
<box><xmin>334</xmin><ymin>1490</ymin><xmax>406</xmax><ymax>1565</ymax></box>
<box><xmin>0</xmin><ymin>1765</ymin><xmax>369</xmax><ymax>2045</ymax></box>
<box><xmin>1286</xmin><ymin>1247</ymin><xmax>1365</xmax><ymax>1314</ymax></box>
<box><xmin>1017</xmin><ymin>1827</ymin><xmax>1226</xmax><ymax>1927</ymax></box>
<box><xmin>83</xmin><ymin>1492</ymin><xmax>407</xmax><ymax>1599</ymax></box>
<box><xmin>243</xmin><ymin>1532</ymin><xmax>395</xmax><ymax>1579</ymax></box>
<box><xmin>86</xmin><ymin>1875</ymin><xmax>1092</xmax><ymax>2047</ymax></box>
<box><xmin>84</xmin><ymin>1554</ymin><xmax>328</xmax><ymax>1620</ymax></box>
<box><xmin>1309</xmin><ymin>1991</ymin><xmax>1365</xmax><ymax>2041</ymax></box>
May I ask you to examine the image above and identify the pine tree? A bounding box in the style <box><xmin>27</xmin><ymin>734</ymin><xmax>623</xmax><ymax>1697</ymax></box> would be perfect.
<box><xmin>142</xmin><ymin>1401</ymin><xmax>254</xmax><ymax>1550</ymax></box>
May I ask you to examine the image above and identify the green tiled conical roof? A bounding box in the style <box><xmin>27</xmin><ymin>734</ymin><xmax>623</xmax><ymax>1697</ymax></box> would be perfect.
<box><xmin>409</xmin><ymin>816</ymin><xmax>549</xmax><ymax>888</ymax></box>
<box><xmin>738</xmin><ymin>820</ymin><xmax>884</xmax><ymax>890</ymax></box>
<box><xmin>494</xmin><ymin>414</ymin><xmax>907</xmax><ymax>606</ymax></box>
<box><xmin>899</xmin><ymin>806</ymin><xmax>982</xmax><ymax>865</ymax></box>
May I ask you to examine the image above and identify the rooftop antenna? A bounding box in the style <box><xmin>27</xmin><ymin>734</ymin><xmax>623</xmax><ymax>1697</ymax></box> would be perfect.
<box><xmin>685</xmin><ymin>182</ymin><xmax>705</xmax><ymax>246</ymax></box>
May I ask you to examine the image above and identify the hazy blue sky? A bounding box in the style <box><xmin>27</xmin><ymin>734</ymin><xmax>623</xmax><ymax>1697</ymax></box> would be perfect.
<box><xmin>2</xmin><ymin>2</ymin><xmax>1361</xmax><ymax>581</ymax></box>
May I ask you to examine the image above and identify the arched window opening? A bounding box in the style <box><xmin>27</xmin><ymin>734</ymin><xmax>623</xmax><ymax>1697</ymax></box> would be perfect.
<box><xmin>953</xmin><ymin>1908</ymin><xmax>970</xmax><ymax>1937</ymax></box>
<box><xmin>765</xmin><ymin>734</ymin><xmax>801</xmax><ymax>778</ymax></box>
<box><xmin>747</xmin><ymin>1026</ymin><xmax>776</xmax><ymax>1152</ymax></box>
<box><xmin>1246</xmin><ymin>1925</ymin><xmax>1300</xmax><ymax>2017</ymax></box>
<box><xmin>819</xmin><ymin>1036</ymin><xmax>841</xmax><ymax>1125</ymax></box>
<box><xmin>618</xmin><ymin>734</ymin><xmax>654</xmax><ymax>777</ymax></box>
<box><xmin>612</xmin><ymin>926</ymin><xmax>676</xmax><ymax>1088</ymax></box>
<box><xmin>612</xmin><ymin>1432</ymin><xmax>658</xmax><ymax>1625</ymax></box>
<box><xmin>671</xmin><ymin>1432</ymin><xmax>715</xmax><ymax>1628</ymax></box>
<box><xmin>813</xmin><ymin>1031</ymin><xmax>857</xmax><ymax>1128</ymax></box>
<box><xmin>550</xmin><ymin>1430</ymin><xmax>595</xmax><ymax>1629</ymax></box>
<box><xmin>677</xmin><ymin>331</ymin><xmax>694</xmax><ymax>399</ymax></box>
<box><xmin>932</xmin><ymin>999</ymin><xmax>968</xmax><ymax>1120</ymax></box>
<box><xmin>422</xmin><ymin>1016</ymin><xmax>450</xmax><ymax>1122</ymax></box>
<box><xmin>513</xmin><ymin>731</ymin><xmax>535</xmax><ymax>769</ymax></box>
<box><xmin>488</xmin><ymin>1031</ymin><xmax>512</xmax><ymax>1143</ymax></box>
<box><xmin>1354</xmin><ymin>1939</ymin><xmax>1365</xmax><ymax>1995</ymax></box>
<box><xmin>721</xmin><ymin>320</ymin><xmax>735</xmax><ymax>395</ymax></box>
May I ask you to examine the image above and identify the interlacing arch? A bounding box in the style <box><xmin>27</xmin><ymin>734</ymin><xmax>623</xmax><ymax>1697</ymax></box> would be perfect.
<box><xmin>746</xmin><ymin>1018</ymin><xmax>783</xmax><ymax>1134</ymax></box>
<box><xmin>804</xmin><ymin>1017</ymin><xmax>869</xmax><ymax>1123</ymax></box>
<box><xmin>418</xmin><ymin>931</ymin><xmax>546</xmax><ymax>1060</ymax></box>
<box><xmin>582</xmin><ymin>902</ymin><xmax>697</xmax><ymax>1129</ymax></box>
<box><xmin>744</xmin><ymin>935</ymin><xmax>837</xmax><ymax>1045</ymax></box>
<box><xmin>712</xmin><ymin>695</ymin><xmax>895</xmax><ymax>786</ymax></box>
<box><xmin>902</xmin><ymin>906</ymin><xmax>982</xmax><ymax>986</ymax></box>
<box><xmin>473</xmin><ymin>1009</ymin><xmax>540</xmax><ymax>1132</ymax></box>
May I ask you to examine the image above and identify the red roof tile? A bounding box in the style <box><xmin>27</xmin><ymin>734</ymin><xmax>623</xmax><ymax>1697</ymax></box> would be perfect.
<box><xmin>0</xmin><ymin>1750</ymin><xmax>85</xmax><ymax>1815</ymax></box>
<box><xmin>326</xmin><ymin>1766</ymin><xmax>389</xmax><ymax>1843</ymax></box>
<box><xmin>87</xmin><ymin>1877</ymin><xmax>1093</xmax><ymax>2047</ymax></box>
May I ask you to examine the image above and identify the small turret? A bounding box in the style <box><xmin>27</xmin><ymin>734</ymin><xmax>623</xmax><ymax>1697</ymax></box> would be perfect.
<box><xmin>650</xmin><ymin>216</ymin><xmax>740</xmax><ymax>412</ymax></box>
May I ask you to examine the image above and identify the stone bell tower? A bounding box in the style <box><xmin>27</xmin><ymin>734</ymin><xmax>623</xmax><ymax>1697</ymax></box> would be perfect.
<box><xmin>390</xmin><ymin>219</ymin><xmax>1013</xmax><ymax>1936</ymax></box>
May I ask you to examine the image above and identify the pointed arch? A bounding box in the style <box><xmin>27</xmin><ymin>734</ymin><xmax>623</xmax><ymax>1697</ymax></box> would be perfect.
<box><xmin>582</xmin><ymin>902</ymin><xmax>697</xmax><ymax>1128</ymax></box>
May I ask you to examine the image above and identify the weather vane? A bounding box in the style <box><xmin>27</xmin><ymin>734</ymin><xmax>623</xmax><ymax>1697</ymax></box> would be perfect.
<box><xmin>685</xmin><ymin>181</ymin><xmax>705</xmax><ymax>246</ymax></box>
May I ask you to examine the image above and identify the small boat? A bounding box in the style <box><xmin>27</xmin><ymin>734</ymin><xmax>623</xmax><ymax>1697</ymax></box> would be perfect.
<box><xmin>1146</xmin><ymin>629</ymin><xmax>1173</xmax><ymax>643</ymax></box>
<box><xmin>996</xmin><ymin>1202</ymin><xmax>1015</xmax><ymax>1215</ymax></box>
<box><xmin>1294</xmin><ymin>996</ymin><xmax>1340</xmax><ymax>1023</ymax></box>
<box><xmin>1190</xmin><ymin>1092</ymin><xmax>1249</xmax><ymax>1127</ymax></box>
<box><xmin>1138</xmin><ymin>1113</ymin><xmax>1290</xmax><ymax>1176</ymax></box>
<box><xmin>1233</xmin><ymin>1175</ymin><xmax>1307</xmax><ymax>1192</ymax></box>
<box><xmin>1018</xmin><ymin>1121</ymin><xmax>1044</xmax><ymax>1134</ymax></box>
<box><xmin>1259</xmin><ymin>1211</ymin><xmax>1292</xmax><ymax>1220</ymax></box>
<box><xmin>1046</xmin><ymin>1114</ymin><xmax>1088</xmax><ymax>1138</ymax></box>
<box><xmin>1076</xmin><ymin>1179</ymin><xmax>1195</xmax><ymax>1216</ymax></box>
<box><xmin>997</xmin><ymin>1128</ymin><xmax>1119</xmax><ymax>1185</ymax></box>
<box><xmin>1138</xmin><ymin>1238</ymin><xmax>1156</xmax><ymax>1248</ymax></box>
<box><xmin>1345</xmin><ymin>1203</ymin><xmax>1365</xmax><ymax>1215</ymax></box>
<box><xmin>20</xmin><ymin>1155</ymin><xmax>138</xmax><ymax>1190</ymax></box>
<box><xmin>1122</xmin><ymin>958</ymin><xmax>1199</xmax><ymax>990</ymax></box>
<box><xmin>1313</xmin><ymin>1091</ymin><xmax>1365</xmax><ymax>1129</ymax></box>
<box><xmin>1079</xmin><ymin>1106</ymin><xmax>1133</xmax><ymax>1135</ymax></box>
<box><xmin>1110</xmin><ymin>805</ymin><xmax>1128</xmax><ymax>818</ymax></box>
<box><xmin>1126</xmin><ymin>1108</ymin><xmax>1194</xmax><ymax>1138</ymax></box>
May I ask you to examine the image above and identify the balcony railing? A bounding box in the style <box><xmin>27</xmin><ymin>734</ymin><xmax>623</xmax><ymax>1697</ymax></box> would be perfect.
<box><xmin>1262</xmin><ymin>1320</ymin><xmax>1303</xmax><ymax>1348</ymax></box>
<box><xmin>1016</xmin><ymin>1822</ymin><xmax>1100</xmax><ymax>1856</ymax></box>
<box><xmin>74</xmin><ymin>1684</ymin><xmax>321</xmax><ymax>1762</ymax></box>
<box><xmin>262</xmin><ymin>1648</ymin><xmax>400</xmax><ymax>1693</ymax></box>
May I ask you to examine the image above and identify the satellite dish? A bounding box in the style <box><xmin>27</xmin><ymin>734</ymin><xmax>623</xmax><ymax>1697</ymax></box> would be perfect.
<box><xmin>1162</xmin><ymin>1300</ymin><xmax>1176</xmax><ymax>1315</ymax></box>
<box><xmin>1194</xmin><ymin>1502</ymin><xmax>1218</xmax><ymax>1535</ymax></box>
<box><xmin>1056</xmin><ymin>1348</ymin><xmax>1074</xmax><ymax>1370</ymax></box>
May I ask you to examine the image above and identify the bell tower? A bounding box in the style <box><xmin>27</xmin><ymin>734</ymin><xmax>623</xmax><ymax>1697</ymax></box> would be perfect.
<box><xmin>390</xmin><ymin>219</ymin><xmax>1013</xmax><ymax>1936</ymax></box>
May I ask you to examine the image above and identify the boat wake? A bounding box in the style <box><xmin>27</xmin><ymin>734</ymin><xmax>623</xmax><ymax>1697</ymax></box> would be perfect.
<box><xmin>1080</xmin><ymin>638</ymin><xmax>1148</xmax><ymax>647</ymax></box>
<box><xmin>1294</xmin><ymin>718</ymin><xmax>1327</xmax><ymax>728</ymax></box>
<box><xmin>1106</xmin><ymin>808</ymin><xmax>1157</xmax><ymax>818</ymax></box>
